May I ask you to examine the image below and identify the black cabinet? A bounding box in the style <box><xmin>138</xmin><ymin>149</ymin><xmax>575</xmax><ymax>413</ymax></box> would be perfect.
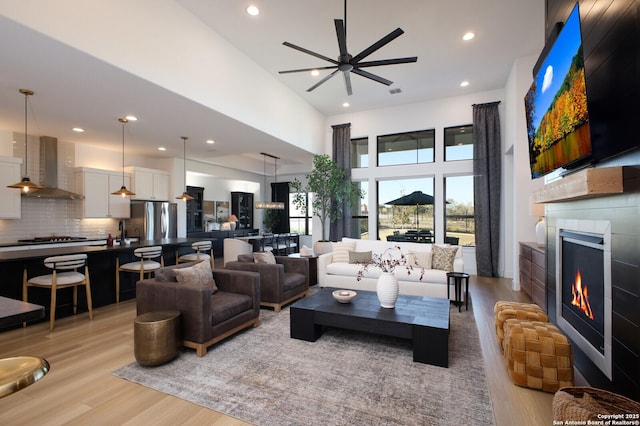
<box><xmin>186</xmin><ymin>186</ymin><xmax>204</xmax><ymax>233</ymax></box>
<box><xmin>231</xmin><ymin>191</ymin><xmax>253</xmax><ymax>229</ymax></box>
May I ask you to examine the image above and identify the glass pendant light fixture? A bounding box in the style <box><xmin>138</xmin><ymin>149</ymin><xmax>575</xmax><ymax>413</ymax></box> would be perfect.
<box><xmin>111</xmin><ymin>118</ymin><xmax>136</xmax><ymax>197</ymax></box>
<box><xmin>176</xmin><ymin>136</ymin><xmax>194</xmax><ymax>201</ymax></box>
<box><xmin>7</xmin><ymin>89</ymin><xmax>43</xmax><ymax>193</ymax></box>
<box><xmin>255</xmin><ymin>152</ymin><xmax>284</xmax><ymax>209</ymax></box>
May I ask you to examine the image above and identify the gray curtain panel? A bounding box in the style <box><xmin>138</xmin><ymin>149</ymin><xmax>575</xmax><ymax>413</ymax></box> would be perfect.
<box><xmin>473</xmin><ymin>102</ymin><xmax>501</xmax><ymax>277</ymax></box>
<box><xmin>330</xmin><ymin>123</ymin><xmax>352</xmax><ymax>241</ymax></box>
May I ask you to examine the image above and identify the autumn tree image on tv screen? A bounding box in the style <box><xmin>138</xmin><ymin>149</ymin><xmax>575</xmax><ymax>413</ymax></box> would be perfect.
<box><xmin>525</xmin><ymin>3</ymin><xmax>591</xmax><ymax>178</ymax></box>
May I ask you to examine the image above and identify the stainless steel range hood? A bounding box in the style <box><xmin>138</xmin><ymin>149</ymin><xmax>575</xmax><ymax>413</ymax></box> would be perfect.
<box><xmin>23</xmin><ymin>136</ymin><xmax>84</xmax><ymax>200</ymax></box>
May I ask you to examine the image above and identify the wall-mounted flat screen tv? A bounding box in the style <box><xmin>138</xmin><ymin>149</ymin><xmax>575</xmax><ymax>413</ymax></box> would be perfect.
<box><xmin>524</xmin><ymin>2</ymin><xmax>591</xmax><ymax>179</ymax></box>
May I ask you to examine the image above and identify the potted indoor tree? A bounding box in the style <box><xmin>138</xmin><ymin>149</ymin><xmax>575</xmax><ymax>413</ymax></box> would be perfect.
<box><xmin>290</xmin><ymin>154</ymin><xmax>364</xmax><ymax>254</ymax></box>
<box><xmin>263</xmin><ymin>208</ymin><xmax>279</xmax><ymax>233</ymax></box>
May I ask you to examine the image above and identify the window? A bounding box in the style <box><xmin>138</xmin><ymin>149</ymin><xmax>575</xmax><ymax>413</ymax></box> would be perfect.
<box><xmin>377</xmin><ymin>177</ymin><xmax>434</xmax><ymax>241</ymax></box>
<box><xmin>350</xmin><ymin>181</ymin><xmax>368</xmax><ymax>239</ymax></box>
<box><xmin>351</xmin><ymin>137</ymin><xmax>368</xmax><ymax>168</ymax></box>
<box><xmin>377</xmin><ymin>129</ymin><xmax>435</xmax><ymax>166</ymax></box>
<box><xmin>444</xmin><ymin>125</ymin><xmax>473</xmax><ymax>161</ymax></box>
<box><xmin>289</xmin><ymin>192</ymin><xmax>313</xmax><ymax>235</ymax></box>
<box><xmin>444</xmin><ymin>175</ymin><xmax>475</xmax><ymax>246</ymax></box>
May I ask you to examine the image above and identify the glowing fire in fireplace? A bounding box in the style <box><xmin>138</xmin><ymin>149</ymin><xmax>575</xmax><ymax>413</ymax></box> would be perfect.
<box><xmin>571</xmin><ymin>269</ymin><xmax>594</xmax><ymax>320</ymax></box>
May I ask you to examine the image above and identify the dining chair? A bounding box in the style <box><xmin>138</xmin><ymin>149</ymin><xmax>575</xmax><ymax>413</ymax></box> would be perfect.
<box><xmin>260</xmin><ymin>233</ymin><xmax>275</xmax><ymax>252</ymax></box>
<box><xmin>115</xmin><ymin>246</ymin><xmax>164</xmax><ymax>303</ymax></box>
<box><xmin>23</xmin><ymin>253</ymin><xmax>92</xmax><ymax>331</ymax></box>
<box><xmin>176</xmin><ymin>240</ymin><xmax>214</xmax><ymax>270</ymax></box>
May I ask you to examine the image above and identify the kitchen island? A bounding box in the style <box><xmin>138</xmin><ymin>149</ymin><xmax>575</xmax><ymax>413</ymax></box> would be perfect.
<box><xmin>0</xmin><ymin>238</ymin><xmax>212</xmax><ymax>326</ymax></box>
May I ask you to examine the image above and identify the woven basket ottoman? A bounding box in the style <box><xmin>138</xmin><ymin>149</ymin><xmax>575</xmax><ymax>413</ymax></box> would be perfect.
<box><xmin>503</xmin><ymin>319</ymin><xmax>574</xmax><ymax>393</ymax></box>
<box><xmin>494</xmin><ymin>301</ymin><xmax>548</xmax><ymax>349</ymax></box>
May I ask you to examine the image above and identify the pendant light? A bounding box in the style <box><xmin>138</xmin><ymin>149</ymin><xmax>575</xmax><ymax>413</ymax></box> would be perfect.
<box><xmin>111</xmin><ymin>118</ymin><xmax>135</xmax><ymax>197</ymax></box>
<box><xmin>176</xmin><ymin>136</ymin><xmax>194</xmax><ymax>201</ymax></box>
<box><xmin>7</xmin><ymin>89</ymin><xmax>43</xmax><ymax>193</ymax></box>
<box><xmin>255</xmin><ymin>152</ymin><xmax>284</xmax><ymax>209</ymax></box>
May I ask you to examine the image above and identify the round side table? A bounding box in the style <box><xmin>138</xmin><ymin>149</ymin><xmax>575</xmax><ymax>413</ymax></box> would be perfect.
<box><xmin>134</xmin><ymin>310</ymin><xmax>181</xmax><ymax>366</ymax></box>
<box><xmin>446</xmin><ymin>272</ymin><xmax>470</xmax><ymax>312</ymax></box>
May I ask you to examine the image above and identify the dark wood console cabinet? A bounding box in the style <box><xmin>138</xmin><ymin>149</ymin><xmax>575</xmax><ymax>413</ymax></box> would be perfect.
<box><xmin>519</xmin><ymin>242</ymin><xmax>546</xmax><ymax>312</ymax></box>
<box><xmin>231</xmin><ymin>192</ymin><xmax>253</xmax><ymax>229</ymax></box>
<box><xmin>186</xmin><ymin>186</ymin><xmax>204</xmax><ymax>233</ymax></box>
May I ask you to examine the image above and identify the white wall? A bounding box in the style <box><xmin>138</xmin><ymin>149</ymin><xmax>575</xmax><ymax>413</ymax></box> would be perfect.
<box><xmin>504</xmin><ymin>55</ymin><xmax>546</xmax><ymax>285</ymax></box>
<box><xmin>0</xmin><ymin>0</ymin><xmax>325</xmax><ymax>155</ymax></box>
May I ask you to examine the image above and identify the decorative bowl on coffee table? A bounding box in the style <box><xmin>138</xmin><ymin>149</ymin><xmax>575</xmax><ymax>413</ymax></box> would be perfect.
<box><xmin>332</xmin><ymin>290</ymin><xmax>357</xmax><ymax>303</ymax></box>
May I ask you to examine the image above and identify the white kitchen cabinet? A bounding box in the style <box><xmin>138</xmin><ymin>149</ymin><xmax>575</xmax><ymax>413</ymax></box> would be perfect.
<box><xmin>125</xmin><ymin>166</ymin><xmax>170</xmax><ymax>201</ymax></box>
<box><xmin>0</xmin><ymin>156</ymin><xmax>22</xmax><ymax>219</ymax></box>
<box><xmin>75</xmin><ymin>168</ymin><xmax>131</xmax><ymax>218</ymax></box>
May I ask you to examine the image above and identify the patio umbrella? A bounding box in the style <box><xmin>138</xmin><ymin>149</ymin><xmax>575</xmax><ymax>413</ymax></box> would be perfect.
<box><xmin>385</xmin><ymin>191</ymin><xmax>435</xmax><ymax>229</ymax></box>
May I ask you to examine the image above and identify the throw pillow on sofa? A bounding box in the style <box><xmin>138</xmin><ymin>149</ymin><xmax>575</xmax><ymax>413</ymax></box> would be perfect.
<box><xmin>332</xmin><ymin>241</ymin><xmax>356</xmax><ymax>263</ymax></box>
<box><xmin>348</xmin><ymin>250</ymin><xmax>372</xmax><ymax>264</ymax></box>
<box><xmin>407</xmin><ymin>250</ymin><xmax>431</xmax><ymax>269</ymax></box>
<box><xmin>254</xmin><ymin>251</ymin><xmax>276</xmax><ymax>264</ymax></box>
<box><xmin>431</xmin><ymin>245</ymin><xmax>458</xmax><ymax>272</ymax></box>
<box><xmin>174</xmin><ymin>260</ymin><xmax>218</xmax><ymax>294</ymax></box>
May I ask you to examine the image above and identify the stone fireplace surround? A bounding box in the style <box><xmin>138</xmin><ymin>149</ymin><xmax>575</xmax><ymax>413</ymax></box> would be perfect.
<box><xmin>535</xmin><ymin>166</ymin><xmax>640</xmax><ymax>400</ymax></box>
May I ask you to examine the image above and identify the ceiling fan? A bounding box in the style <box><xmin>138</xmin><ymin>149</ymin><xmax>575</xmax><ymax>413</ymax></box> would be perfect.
<box><xmin>279</xmin><ymin>0</ymin><xmax>418</xmax><ymax>96</ymax></box>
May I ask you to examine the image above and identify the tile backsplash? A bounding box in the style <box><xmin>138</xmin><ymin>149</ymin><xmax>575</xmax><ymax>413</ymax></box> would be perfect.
<box><xmin>0</xmin><ymin>135</ymin><xmax>120</xmax><ymax>243</ymax></box>
<box><xmin>0</xmin><ymin>198</ymin><xmax>120</xmax><ymax>243</ymax></box>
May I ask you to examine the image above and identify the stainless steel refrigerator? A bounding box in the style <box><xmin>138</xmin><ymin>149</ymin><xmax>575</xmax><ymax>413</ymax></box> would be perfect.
<box><xmin>126</xmin><ymin>201</ymin><xmax>177</xmax><ymax>240</ymax></box>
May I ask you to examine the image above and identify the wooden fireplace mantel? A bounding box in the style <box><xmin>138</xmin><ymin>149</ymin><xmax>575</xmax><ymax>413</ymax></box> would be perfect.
<box><xmin>533</xmin><ymin>166</ymin><xmax>640</xmax><ymax>203</ymax></box>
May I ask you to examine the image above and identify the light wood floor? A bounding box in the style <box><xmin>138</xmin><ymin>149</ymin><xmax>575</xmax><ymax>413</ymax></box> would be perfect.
<box><xmin>0</xmin><ymin>274</ymin><xmax>558</xmax><ymax>425</ymax></box>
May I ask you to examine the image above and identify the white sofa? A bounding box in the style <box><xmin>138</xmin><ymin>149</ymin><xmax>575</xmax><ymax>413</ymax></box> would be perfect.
<box><xmin>318</xmin><ymin>237</ymin><xmax>464</xmax><ymax>300</ymax></box>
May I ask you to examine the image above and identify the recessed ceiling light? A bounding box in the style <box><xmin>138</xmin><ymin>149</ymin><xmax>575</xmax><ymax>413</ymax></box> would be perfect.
<box><xmin>343</xmin><ymin>102</ymin><xmax>350</xmax><ymax>107</ymax></box>
<box><xmin>311</xmin><ymin>69</ymin><xmax>320</xmax><ymax>77</ymax></box>
<box><xmin>462</xmin><ymin>32</ymin><xmax>475</xmax><ymax>41</ymax></box>
<box><xmin>158</xmin><ymin>147</ymin><xmax>166</xmax><ymax>151</ymax></box>
<box><xmin>125</xmin><ymin>115</ymin><xmax>138</xmax><ymax>121</ymax></box>
<box><xmin>206</xmin><ymin>139</ymin><xmax>215</xmax><ymax>144</ymax></box>
<box><xmin>460</xmin><ymin>81</ymin><xmax>470</xmax><ymax>87</ymax></box>
<box><xmin>247</xmin><ymin>5</ymin><xmax>259</xmax><ymax>16</ymax></box>
<box><xmin>72</xmin><ymin>127</ymin><xmax>85</xmax><ymax>133</ymax></box>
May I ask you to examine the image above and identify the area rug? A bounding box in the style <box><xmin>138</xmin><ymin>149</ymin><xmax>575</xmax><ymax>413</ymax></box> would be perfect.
<box><xmin>114</xmin><ymin>301</ymin><xmax>495</xmax><ymax>425</ymax></box>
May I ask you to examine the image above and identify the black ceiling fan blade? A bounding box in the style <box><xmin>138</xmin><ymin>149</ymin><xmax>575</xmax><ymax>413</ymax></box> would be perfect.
<box><xmin>343</xmin><ymin>71</ymin><xmax>353</xmax><ymax>96</ymax></box>
<box><xmin>307</xmin><ymin>69</ymin><xmax>340</xmax><ymax>92</ymax></box>
<box><xmin>356</xmin><ymin>57</ymin><xmax>418</xmax><ymax>68</ymax></box>
<box><xmin>279</xmin><ymin>65</ymin><xmax>338</xmax><ymax>74</ymax></box>
<box><xmin>282</xmin><ymin>41</ymin><xmax>339</xmax><ymax>65</ymax></box>
<box><xmin>334</xmin><ymin>19</ymin><xmax>349</xmax><ymax>61</ymax></box>
<box><xmin>352</xmin><ymin>68</ymin><xmax>393</xmax><ymax>86</ymax></box>
<box><xmin>351</xmin><ymin>28</ymin><xmax>405</xmax><ymax>63</ymax></box>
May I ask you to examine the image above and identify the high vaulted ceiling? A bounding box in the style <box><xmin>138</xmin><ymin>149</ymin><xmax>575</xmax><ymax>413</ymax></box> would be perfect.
<box><xmin>0</xmin><ymin>0</ymin><xmax>543</xmax><ymax>175</ymax></box>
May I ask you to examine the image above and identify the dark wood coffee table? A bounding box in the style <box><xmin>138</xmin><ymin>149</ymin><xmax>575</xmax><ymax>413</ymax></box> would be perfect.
<box><xmin>290</xmin><ymin>289</ymin><xmax>450</xmax><ymax>367</ymax></box>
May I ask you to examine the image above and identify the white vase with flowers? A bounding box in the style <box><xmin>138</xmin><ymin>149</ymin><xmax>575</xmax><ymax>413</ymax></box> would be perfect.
<box><xmin>356</xmin><ymin>246</ymin><xmax>424</xmax><ymax>308</ymax></box>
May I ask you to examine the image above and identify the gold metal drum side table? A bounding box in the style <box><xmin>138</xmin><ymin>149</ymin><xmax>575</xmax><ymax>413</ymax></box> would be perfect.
<box><xmin>0</xmin><ymin>356</ymin><xmax>50</xmax><ymax>398</ymax></box>
<box><xmin>134</xmin><ymin>310</ymin><xmax>181</xmax><ymax>367</ymax></box>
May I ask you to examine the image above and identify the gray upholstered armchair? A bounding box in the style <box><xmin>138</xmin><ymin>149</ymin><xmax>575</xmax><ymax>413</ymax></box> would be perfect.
<box><xmin>136</xmin><ymin>262</ymin><xmax>260</xmax><ymax>357</ymax></box>
<box><xmin>226</xmin><ymin>253</ymin><xmax>309</xmax><ymax>312</ymax></box>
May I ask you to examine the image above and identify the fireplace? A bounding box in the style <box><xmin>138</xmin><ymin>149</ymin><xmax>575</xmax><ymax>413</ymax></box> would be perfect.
<box><xmin>555</xmin><ymin>219</ymin><xmax>612</xmax><ymax>380</ymax></box>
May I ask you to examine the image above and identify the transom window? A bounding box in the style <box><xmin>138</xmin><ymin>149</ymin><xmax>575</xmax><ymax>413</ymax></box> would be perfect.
<box><xmin>444</xmin><ymin>125</ymin><xmax>473</xmax><ymax>161</ymax></box>
<box><xmin>377</xmin><ymin>129</ymin><xmax>435</xmax><ymax>166</ymax></box>
<box><xmin>351</xmin><ymin>137</ymin><xmax>368</xmax><ymax>168</ymax></box>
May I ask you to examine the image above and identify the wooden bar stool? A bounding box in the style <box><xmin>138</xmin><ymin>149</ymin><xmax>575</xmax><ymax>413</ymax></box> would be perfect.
<box><xmin>176</xmin><ymin>241</ymin><xmax>214</xmax><ymax>270</ymax></box>
<box><xmin>116</xmin><ymin>246</ymin><xmax>163</xmax><ymax>303</ymax></box>
<box><xmin>23</xmin><ymin>254</ymin><xmax>92</xmax><ymax>331</ymax></box>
